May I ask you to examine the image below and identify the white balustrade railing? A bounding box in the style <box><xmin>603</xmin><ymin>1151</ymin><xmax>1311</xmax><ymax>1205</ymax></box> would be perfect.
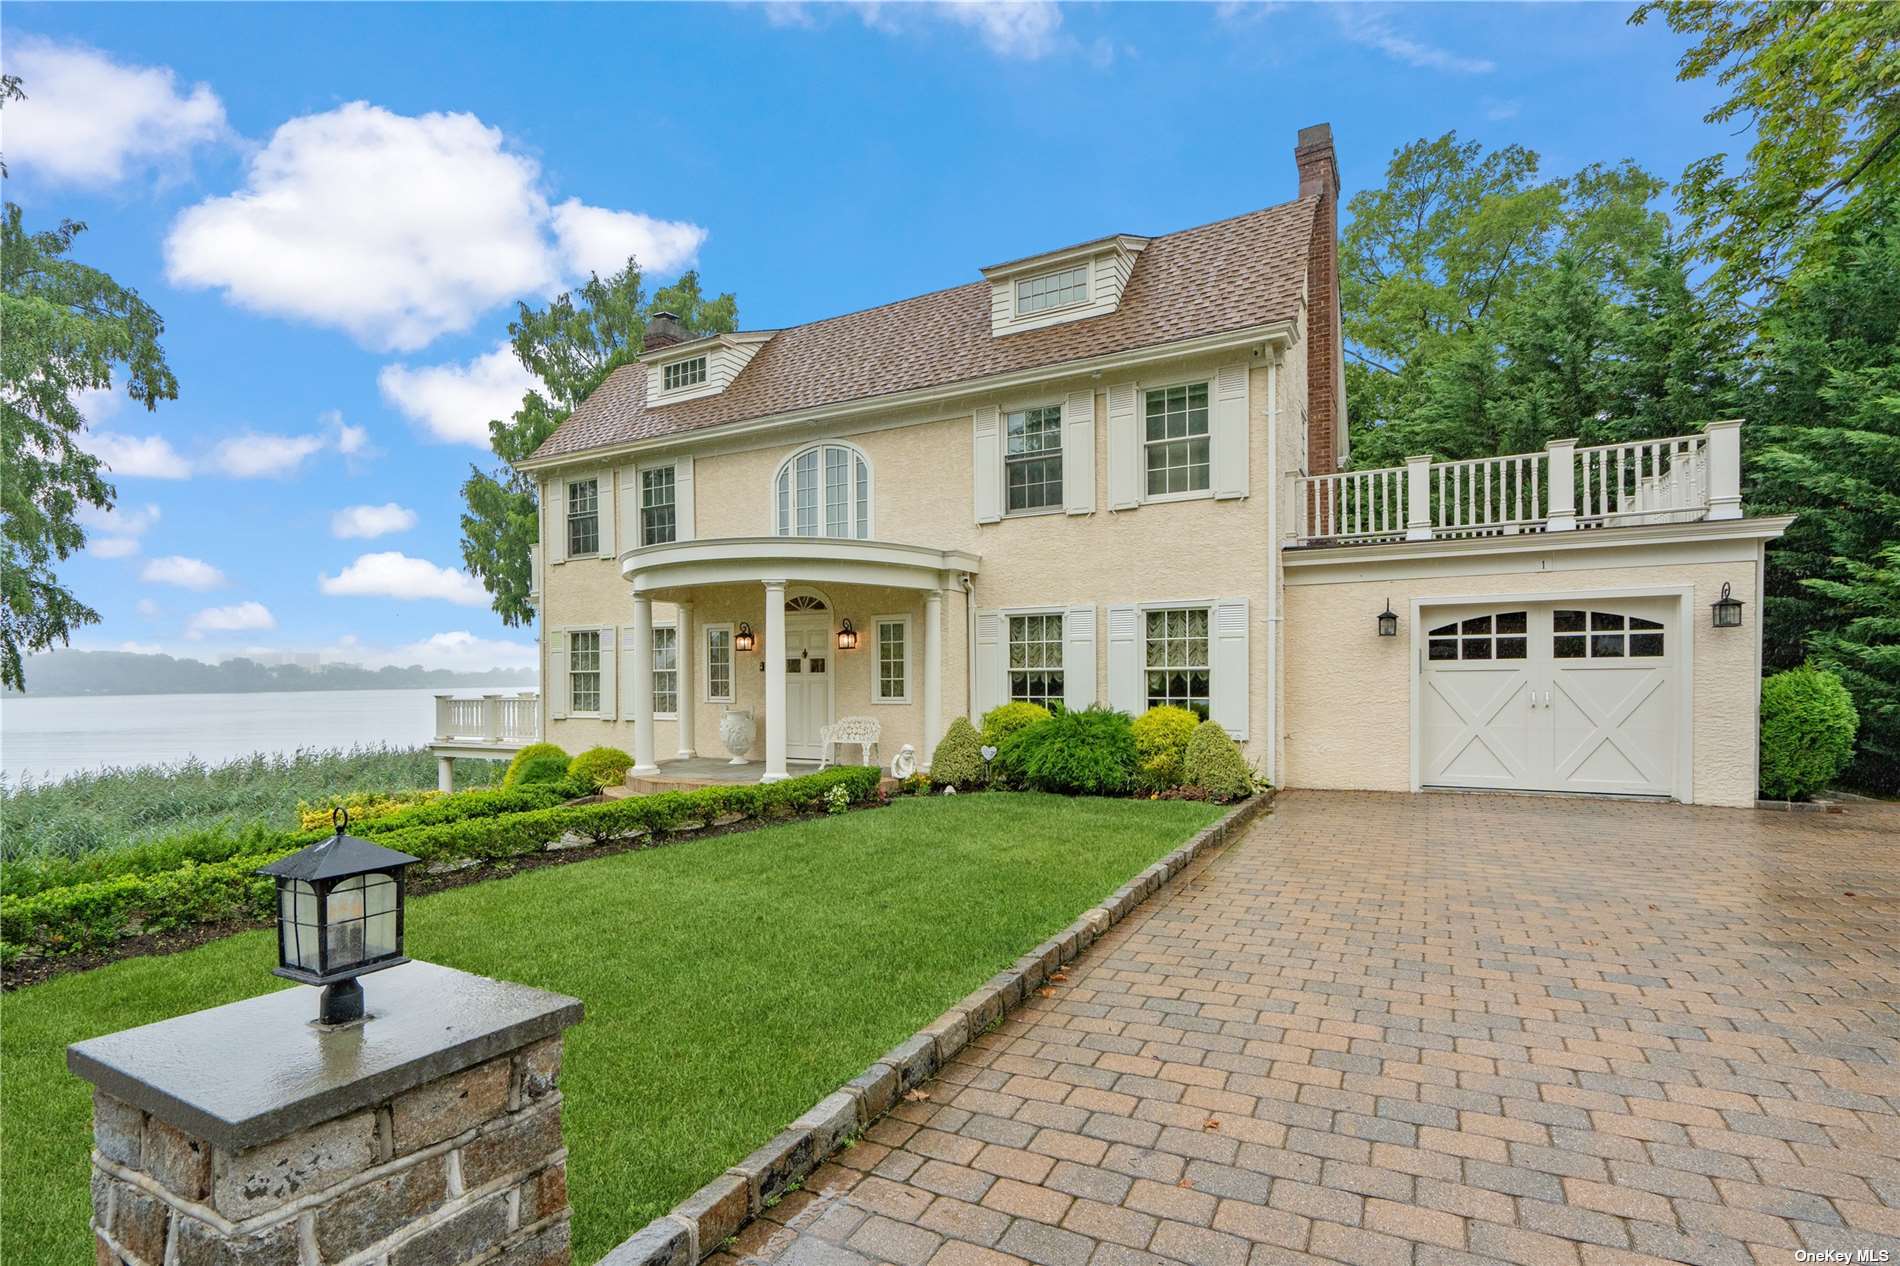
<box><xmin>434</xmin><ymin>691</ymin><xmax>540</xmax><ymax>743</ymax></box>
<box><xmin>1294</xmin><ymin>419</ymin><xmax>1742</xmax><ymax>545</ymax></box>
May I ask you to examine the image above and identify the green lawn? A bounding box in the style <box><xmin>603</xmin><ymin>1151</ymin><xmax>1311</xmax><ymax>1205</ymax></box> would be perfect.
<box><xmin>2</xmin><ymin>792</ymin><xmax>1221</xmax><ymax>1264</ymax></box>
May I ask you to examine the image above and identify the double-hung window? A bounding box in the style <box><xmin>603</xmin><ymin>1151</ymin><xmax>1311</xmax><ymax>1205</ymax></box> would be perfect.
<box><xmin>1015</xmin><ymin>265</ymin><xmax>1088</xmax><ymax>316</ymax></box>
<box><xmin>876</xmin><ymin>618</ymin><xmax>909</xmax><ymax>702</ymax></box>
<box><xmin>775</xmin><ymin>444</ymin><xmax>871</xmax><ymax>539</ymax></box>
<box><xmin>641</xmin><ymin>466</ymin><xmax>676</xmax><ymax>546</ymax></box>
<box><xmin>1144</xmin><ymin>383</ymin><xmax>1210</xmax><ymax>497</ymax></box>
<box><xmin>1144</xmin><ymin>608</ymin><xmax>1210</xmax><ymax>718</ymax></box>
<box><xmin>652</xmin><ymin>626</ymin><xmax>678</xmax><ymax>715</ymax></box>
<box><xmin>566</xmin><ymin>477</ymin><xmax>600</xmax><ymax>556</ymax></box>
<box><xmin>662</xmin><ymin>356</ymin><xmax>706</xmax><ymax>392</ymax></box>
<box><xmin>705</xmin><ymin>626</ymin><xmax>733</xmax><ymax>702</ymax></box>
<box><xmin>569</xmin><ymin>630</ymin><xmax>601</xmax><ymax>713</ymax></box>
<box><xmin>1005</xmin><ymin>405</ymin><xmax>1063</xmax><ymax>513</ymax></box>
<box><xmin>1008</xmin><ymin>613</ymin><xmax>1064</xmax><ymax>707</ymax></box>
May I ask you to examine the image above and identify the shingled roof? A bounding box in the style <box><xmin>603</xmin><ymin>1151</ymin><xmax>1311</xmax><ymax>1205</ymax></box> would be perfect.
<box><xmin>528</xmin><ymin>196</ymin><xmax>1320</xmax><ymax>464</ymax></box>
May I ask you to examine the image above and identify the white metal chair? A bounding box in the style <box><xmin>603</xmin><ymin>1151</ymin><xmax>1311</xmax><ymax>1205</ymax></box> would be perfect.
<box><xmin>818</xmin><ymin>716</ymin><xmax>882</xmax><ymax>770</ymax></box>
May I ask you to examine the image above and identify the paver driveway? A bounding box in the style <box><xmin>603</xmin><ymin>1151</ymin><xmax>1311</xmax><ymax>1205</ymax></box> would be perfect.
<box><xmin>715</xmin><ymin>791</ymin><xmax>1900</xmax><ymax>1266</ymax></box>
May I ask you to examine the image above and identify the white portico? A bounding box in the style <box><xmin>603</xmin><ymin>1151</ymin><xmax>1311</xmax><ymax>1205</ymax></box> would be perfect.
<box><xmin>619</xmin><ymin>537</ymin><xmax>979</xmax><ymax>782</ymax></box>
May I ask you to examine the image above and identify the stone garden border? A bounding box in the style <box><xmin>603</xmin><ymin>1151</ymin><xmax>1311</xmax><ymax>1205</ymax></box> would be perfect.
<box><xmin>599</xmin><ymin>790</ymin><xmax>1275</xmax><ymax>1266</ymax></box>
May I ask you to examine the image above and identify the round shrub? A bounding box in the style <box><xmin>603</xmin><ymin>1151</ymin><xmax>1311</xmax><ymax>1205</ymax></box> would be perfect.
<box><xmin>568</xmin><ymin>746</ymin><xmax>635</xmax><ymax>791</ymax></box>
<box><xmin>1759</xmin><ymin>666</ymin><xmax>1858</xmax><ymax>800</ymax></box>
<box><xmin>1132</xmin><ymin>706</ymin><xmax>1200</xmax><ymax>790</ymax></box>
<box><xmin>1183</xmin><ymin>720</ymin><xmax>1251</xmax><ymax>800</ymax></box>
<box><xmin>930</xmin><ymin>717</ymin><xmax>985</xmax><ymax>788</ymax></box>
<box><xmin>981</xmin><ymin>701</ymin><xmax>1053</xmax><ymax>750</ymax></box>
<box><xmin>995</xmin><ymin>707</ymin><xmax>1137</xmax><ymax>795</ymax></box>
<box><xmin>512</xmin><ymin>754</ymin><xmax>573</xmax><ymax>786</ymax></box>
<box><xmin>504</xmin><ymin>743</ymin><xmax>568</xmax><ymax>787</ymax></box>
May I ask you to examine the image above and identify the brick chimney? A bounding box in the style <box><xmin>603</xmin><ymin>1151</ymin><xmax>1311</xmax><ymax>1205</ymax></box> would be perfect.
<box><xmin>644</xmin><ymin>310</ymin><xmax>686</xmax><ymax>352</ymax></box>
<box><xmin>1295</xmin><ymin>123</ymin><xmax>1347</xmax><ymax>474</ymax></box>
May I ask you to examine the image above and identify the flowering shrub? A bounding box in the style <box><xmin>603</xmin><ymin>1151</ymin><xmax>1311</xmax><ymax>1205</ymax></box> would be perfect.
<box><xmin>1131</xmin><ymin>706</ymin><xmax>1199</xmax><ymax>791</ymax></box>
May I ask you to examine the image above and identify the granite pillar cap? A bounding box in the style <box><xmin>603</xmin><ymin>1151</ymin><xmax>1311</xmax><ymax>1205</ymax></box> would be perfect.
<box><xmin>68</xmin><ymin>960</ymin><xmax>583</xmax><ymax>1152</ymax></box>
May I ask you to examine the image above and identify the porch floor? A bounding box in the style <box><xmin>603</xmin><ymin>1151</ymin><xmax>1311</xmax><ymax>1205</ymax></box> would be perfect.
<box><xmin>609</xmin><ymin>755</ymin><xmax>828</xmax><ymax>795</ymax></box>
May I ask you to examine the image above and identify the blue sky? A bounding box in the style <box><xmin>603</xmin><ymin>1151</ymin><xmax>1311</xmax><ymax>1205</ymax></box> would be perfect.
<box><xmin>2</xmin><ymin>1</ymin><xmax>1729</xmax><ymax>674</ymax></box>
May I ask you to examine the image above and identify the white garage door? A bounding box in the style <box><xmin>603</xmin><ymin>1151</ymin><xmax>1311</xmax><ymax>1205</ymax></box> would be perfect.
<box><xmin>1419</xmin><ymin>598</ymin><xmax>1679</xmax><ymax>797</ymax></box>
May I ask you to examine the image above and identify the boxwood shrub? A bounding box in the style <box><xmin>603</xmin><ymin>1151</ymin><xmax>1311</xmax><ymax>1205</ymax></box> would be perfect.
<box><xmin>1759</xmin><ymin>666</ymin><xmax>1859</xmax><ymax>800</ymax></box>
<box><xmin>504</xmin><ymin>742</ymin><xmax>569</xmax><ymax>786</ymax></box>
<box><xmin>980</xmin><ymin>702</ymin><xmax>1052</xmax><ymax>751</ymax></box>
<box><xmin>568</xmin><ymin>747</ymin><xmax>635</xmax><ymax>791</ymax></box>
<box><xmin>1131</xmin><ymin>706</ymin><xmax>1200</xmax><ymax>791</ymax></box>
<box><xmin>1183</xmin><ymin>720</ymin><xmax>1251</xmax><ymax>800</ymax></box>
<box><xmin>931</xmin><ymin>717</ymin><xmax>986</xmax><ymax>788</ymax></box>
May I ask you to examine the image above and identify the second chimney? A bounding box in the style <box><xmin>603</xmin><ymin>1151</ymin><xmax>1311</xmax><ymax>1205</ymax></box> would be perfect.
<box><xmin>645</xmin><ymin>311</ymin><xmax>686</xmax><ymax>352</ymax></box>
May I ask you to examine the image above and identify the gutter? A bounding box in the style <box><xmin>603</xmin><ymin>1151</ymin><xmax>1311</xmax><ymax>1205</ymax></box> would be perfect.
<box><xmin>1263</xmin><ymin>354</ymin><xmax>1281</xmax><ymax>788</ymax></box>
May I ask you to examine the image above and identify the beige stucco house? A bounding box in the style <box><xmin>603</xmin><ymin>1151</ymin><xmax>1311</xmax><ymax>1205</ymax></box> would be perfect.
<box><xmin>506</xmin><ymin>124</ymin><xmax>1788</xmax><ymax>808</ymax></box>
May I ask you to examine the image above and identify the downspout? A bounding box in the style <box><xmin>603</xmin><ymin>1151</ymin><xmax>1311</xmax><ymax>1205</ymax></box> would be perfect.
<box><xmin>1264</xmin><ymin>355</ymin><xmax>1282</xmax><ymax>788</ymax></box>
<box><xmin>962</xmin><ymin>573</ymin><xmax>977</xmax><ymax>726</ymax></box>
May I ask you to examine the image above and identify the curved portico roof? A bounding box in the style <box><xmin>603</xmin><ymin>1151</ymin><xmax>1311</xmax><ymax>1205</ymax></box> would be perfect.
<box><xmin>620</xmin><ymin>536</ymin><xmax>980</xmax><ymax>595</ymax></box>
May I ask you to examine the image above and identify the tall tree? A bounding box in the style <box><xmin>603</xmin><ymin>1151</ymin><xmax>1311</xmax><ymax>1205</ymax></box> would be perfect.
<box><xmin>1</xmin><ymin>201</ymin><xmax>178</xmax><ymax>690</ymax></box>
<box><xmin>460</xmin><ymin>265</ymin><xmax>737</xmax><ymax>625</ymax></box>
<box><xmin>1633</xmin><ymin>1</ymin><xmax>1900</xmax><ymax>297</ymax></box>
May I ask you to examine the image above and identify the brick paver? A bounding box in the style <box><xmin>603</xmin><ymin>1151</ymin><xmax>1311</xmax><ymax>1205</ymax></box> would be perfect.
<box><xmin>709</xmin><ymin>791</ymin><xmax>1900</xmax><ymax>1266</ymax></box>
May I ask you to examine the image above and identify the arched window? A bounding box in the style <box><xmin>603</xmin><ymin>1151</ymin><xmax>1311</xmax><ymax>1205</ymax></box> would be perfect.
<box><xmin>774</xmin><ymin>444</ymin><xmax>872</xmax><ymax>539</ymax></box>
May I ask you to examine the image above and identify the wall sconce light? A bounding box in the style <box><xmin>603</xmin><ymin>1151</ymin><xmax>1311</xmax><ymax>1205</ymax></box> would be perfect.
<box><xmin>1711</xmin><ymin>582</ymin><xmax>1743</xmax><ymax>629</ymax></box>
<box><xmin>1376</xmin><ymin>599</ymin><xmax>1399</xmax><ymax>638</ymax></box>
<box><xmin>836</xmin><ymin>618</ymin><xmax>859</xmax><ymax>651</ymax></box>
<box><xmin>734</xmin><ymin>622</ymin><xmax>756</xmax><ymax>652</ymax></box>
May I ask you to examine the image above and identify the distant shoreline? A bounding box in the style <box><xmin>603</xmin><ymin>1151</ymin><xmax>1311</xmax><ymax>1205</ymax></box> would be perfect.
<box><xmin>5</xmin><ymin>649</ymin><xmax>536</xmax><ymax>700</ymax></box>
<box><xmin>3</xmin><ymin>681</ymin><xmax>538</xmax><ymax>701</ymax></box>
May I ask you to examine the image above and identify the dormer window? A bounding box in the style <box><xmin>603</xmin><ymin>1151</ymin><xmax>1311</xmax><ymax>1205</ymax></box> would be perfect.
<box><xmin>1015</xmin><ymin>266</ymin><xmax>1089</xmax><ymax>317</ymax></box>
<box><xmin>663</xmin><ymin>356</ymin><xmax>707</xmax><ymax>392</ymax></box>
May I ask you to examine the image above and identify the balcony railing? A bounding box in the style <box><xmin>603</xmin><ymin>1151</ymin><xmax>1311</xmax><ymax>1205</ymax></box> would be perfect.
<box><xmin>433</xmin><ymin>691</ymin><xmax>540</xmax><ymax>744</ymax></box>
<box><xmin>1294</xmin><ymin>419</ymin><xmax>1743</xmax><ymax>545</ymax></box>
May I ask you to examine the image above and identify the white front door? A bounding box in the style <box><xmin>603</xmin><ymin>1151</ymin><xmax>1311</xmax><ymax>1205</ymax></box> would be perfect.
<box><xmin>1420</xmin><ymin>599</ymin><xmax>1678</xmax><ymax>797</ymax></box>
<box><xmin>783</xmin><ymin>616</ymin><xmax>832</xmax><ymax>761</ymax></box>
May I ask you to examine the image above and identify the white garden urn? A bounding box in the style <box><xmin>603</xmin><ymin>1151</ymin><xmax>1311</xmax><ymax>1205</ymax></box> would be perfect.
<box><xmin>719</xmin><ymin>708</ymin><xmax>757</xmax><ymax>765</ymax></box>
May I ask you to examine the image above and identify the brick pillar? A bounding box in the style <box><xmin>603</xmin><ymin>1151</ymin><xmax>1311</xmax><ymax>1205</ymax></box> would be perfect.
<box><xmin>71</xmin><ymin>962</ymin><xmax>582</xmax><ymax>1266</ymax></box>
<box><xmin>1295</xmin><ymin>122</ymin><xmax>1346</xmax><ymax>476</ymax></box>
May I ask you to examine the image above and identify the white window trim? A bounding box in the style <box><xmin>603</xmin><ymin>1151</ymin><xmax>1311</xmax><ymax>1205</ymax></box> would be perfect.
<box><xmin>1013</xmin><ymin>265</ymin><xmax>1091</xmax><ymax>319</ymax></box>
<box><xmin>567</xmin><ymin>627</ymin><xmax>607</xmax><ymax>718</ymax></box>
<box><xmin>1002</xmin><ymin>605</ymin><xmax>1067</xmax><ymax>708</ymax></box>
<box><xmin>772</xmin><ymin>441</ymin><xmax>875</xmax><ymax>540</ymax></box>
<box><xmin>1001</xmin><ymin>397</ymin><xmax>1068</xmax><ymax>519</ymax></box>
<box><xmin>639</xmin><ymin>462</ymin><xmax>678</xmax><ymax>547</ymax></box>
<box><xmin>1139</xmin><ymin>376</ymin><xmax>1216</xmax><ymax>506</ymax></box>
<box><xmin>662</xmin><ymin>355</ymin><xmax>708</xmax><ymax>393</ymax></box>
<box><xmin>1138</xmin><ymin>602</ymin><xmax>1213</xmax><ymax>713</ymax></box>
<box><xmin>873</xmin><ymin>614</ymin><xmax>912</xmax><ymax>705</ymax></box>
<box><xmin>566</xmin><ymin>475</ymin><xmax>604</xmax><ymax>558</ymax></box>
<box><xmin>703</xmin><ymin>621</ymin><xmax>735</xmax><ymax>704</ymax></box>
<box><xmin>651</xmin><ymin>620</ymin><xmax>679</xmax><ymax>720</ymax></box>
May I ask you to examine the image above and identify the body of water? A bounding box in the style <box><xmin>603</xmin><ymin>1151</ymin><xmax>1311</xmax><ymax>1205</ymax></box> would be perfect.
<box><xmin>0</xmin><ymin>688</ymin><xmax>519</xmax><ymax>783</ymax></box>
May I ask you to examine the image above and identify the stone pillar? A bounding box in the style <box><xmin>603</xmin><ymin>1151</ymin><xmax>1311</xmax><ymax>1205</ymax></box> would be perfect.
<box><xmin>923</xmin><ymin>587</ymin><xmax>944</xmax><ymax>771</ymax></box>
<box><xmin>675</xmin><ymin>600</ymin><xmax>697</xmax><ymax>759</ymax></box>
<box><xmin>71</xmin><ymin>961</ymin><xmax>583</xmax><ymax>1266</ymax></box>
<box><xmin>437</xmin><ymin>754</ymin><xmax>455</xmax><ymax>794</ymax></box>
<box><xmin>630</xmin><ymin>593</ymin><xmax>658</xmax><ymax>774</ymax></box>
<box><xmin>762</xmin><ymin>579</ymin><xmax>788</xmax><ymax>784</ymax></box>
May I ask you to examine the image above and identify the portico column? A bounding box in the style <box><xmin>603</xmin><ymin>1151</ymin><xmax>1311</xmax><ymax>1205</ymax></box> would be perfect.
<box><xmin>923</xmin><ymin>586</ymin><xmax>944</xmax><ymax>771</ymax></box>
<box><xmin>676</xmin><ymin>599</ymin><xmax>697</xmax><ymax>758</ymax></box>
<box><xmin>763</xmin><ymin>579</ymin><xmax>789</xmax><ymax>783</ymax></box>
<box><xmin>630</xmin><ymin>593</ymin><xmax>659</xmax><ymax>774</ymax></box>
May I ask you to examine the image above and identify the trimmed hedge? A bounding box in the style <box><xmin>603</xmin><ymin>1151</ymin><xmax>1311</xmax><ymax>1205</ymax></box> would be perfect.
<box><xmin>1132</xmin><ymin>706</ymin><xmax>1199</xmax><ymax>791</ymax></box>
<box><xmin>1183</xmin><ymin>720</ymin><xmax>1251</xmax><ymax>800</ymax></box>
<box><xmin>569</xmin><ymin>746</ymin><xmax>635</xmax><ymax>791</ymax></box>
<box><xmin>931</xmin><ymin>717</ymin><xmax>985</xmax><ymax>788</ymax></box>
<box><xmin>980</xmin><ymin>702</ymin><xmax>1052</xmax><ymax>751</ymax></box>
<box><xmin>1760</xmin><ymin>666</ymin><xmax>1859</xmax><ymax>800</ymax></box>
<box><xmin>0</xmin><ymin>766</ymin><xmax>882</xmax><ymax>958</ymax></box>
<box><xmin>504</xmin><ymin>743</ymin><xmax>569</xmax><ymax>787</ymax></box>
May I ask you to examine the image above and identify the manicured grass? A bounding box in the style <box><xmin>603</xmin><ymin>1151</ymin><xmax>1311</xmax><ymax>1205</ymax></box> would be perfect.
<box><xmin>1</xmin><ymin>792</ymin><xmax>1221</xmax><ymax>1264</ymax></box>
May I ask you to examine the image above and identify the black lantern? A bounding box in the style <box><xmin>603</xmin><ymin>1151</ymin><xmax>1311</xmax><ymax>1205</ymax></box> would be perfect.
<box><xmin>1376</xmin><ymin>599</ymin><xmax>1399</xmax><ymax>638</ymax></box>
<box><xmin>257</xmin><ymin>809</ymin><xmax>418</xmax><ymax>1024</ymax></box>
<box><xmin>837</xmin><ymin>618</ymin><xmax>859</xmax><ymax>651</ymax></box>
<box><xmin>734</xmin><ymin>621</ymin><xmax>756</xmax><ymax>653</ymax></box>
<box><xmin>1711</xmin><ymin>581</ymin><xmax>1744</xmax><ymax>628</ymax></box>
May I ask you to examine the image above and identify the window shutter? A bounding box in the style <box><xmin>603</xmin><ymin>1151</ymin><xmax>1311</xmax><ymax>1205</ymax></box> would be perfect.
<box><xmin>621</xmin><ymin>625</ymin><xmax>638</xmax><ymax>717</ymax></box>
<box><xmin>617</xmin><ymin>465</ymin><xmax>639</xmax><ymax>549</ymax></box>
<box><xmin>675</xmin><ymin>456</ymin><xmax>695</xmax><ymax>542</ymax></box>
<box><xmin>1210</xmin><ymin>598</ymin><xmax>1249</xmax><ymax>740</ymax></box>
<box><xmin>547</xmin><ymin>631</ymin><xmax>568</xmax><ymax>719</ymax></box>
<box><xmin>1106</xmin><ymin>384</ymin><xmax>1139</xmax><ymax>509</ymax></box>
<box><xmin>1212</xmin><ymin>365</ymin><xmax>1251</xmax><ymax>500</ymax></box>
<box><xmin>531</xmin><ymin>491</ymin><xmax>544</xmax><ymax>598</ymax></box>
<box><xmin>596</xmin><ymin>468</ymin><xmax>616</xmax><ymax>556</ymax></box>
<box><xmin>1063</xmin><ymin>605</ymin><xmax>1097</xmax><ymax>710</ymax></box>
<box><xmin>973</xmin><ymin>609</ymin><xmax>1004</xmax><ymax>719</ymax></box>
<box><xmin>597</xmin><ymin>626</ymin><xmax>618</xmax><ymax>720</ymax></box>
<box><xmin>1106</xmin><ymin>604</ymin><xmax>1141</xmax><ymax>714</ymax></box>
<box><xmin>1064</xmin><ymin>390</ymin><xmax>1095</xmax><ymax>515</ymax></box>
<box><xmin>972</xmin><ymin>406</ymin><xmax>1002</xmax><ymax>524</ymax></box>
<box><xmin>545</xmin><ymin>479</ymin><xmax>566</xmax><ymax>566</ymax></box>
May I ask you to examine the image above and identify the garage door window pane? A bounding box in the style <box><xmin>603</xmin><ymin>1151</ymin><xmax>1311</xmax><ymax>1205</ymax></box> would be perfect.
<box><xmin>1461</xmin><ymin>639</ymin><xmax>1492</xmax><ymax>660</ymax></box>
<box><xmin>1591</xmin><ymin>612</ymin><xmax>1625</xmax><ymax>631</ymax></box>
<box><xmin>1496</xmin><ymin>637</ymin><xmax>1527</xmax><ymax>659</ymax></box>
<box><xmin>1591</xmin><ymin>634</ymin><xmax>1626</xmax><ymax>657</ymax></box>
<box><xmin>1554</xmin><ymin>635</ymin><xmax>1586</xmax><ymax>659</ymax></box>
<box><xmin>1554</xmin><ymin>610</ymin><xmax>1585</xmax><ymax>633</ymax></box>
<box><xmin>1495</xmin><ymin>611</ymin><xmax>1527</xmax><ymax>635</ymax></box>
<box><xmin>1460</xmin><ymin>615</ymin><xmax>1491</xmax><ymax>635</ymax></box>
<box><xmin>1429</xmin><ymin>639</ymin><xmax>1458</xmax><ymax>660</ymax></box>
<box><xmin>1630</xmin><ymin>633</ymin><xmax>1665</xmax><ymax>656</ymax></box>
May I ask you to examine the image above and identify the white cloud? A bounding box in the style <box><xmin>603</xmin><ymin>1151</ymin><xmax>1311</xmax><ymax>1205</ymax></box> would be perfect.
<box><xmin>936</xmin><ymin>1</ymin><xmax>1064</xmax><ymax>59</ymax></box>
<box><xmin>205</xmin><ymin>431</ymin><xmax>328</xmax><ymax>478</ymax></box>
<box><xmin>117</xmin><ymin>640</ymin><xmax>166</xmax><ymax>655</ymax></box>
<box><xmin>72</xmin><ymin>383</ymin><xmax>125</xmax><ymax>427</ymax></box>
<box><xmin>164</xmin><ymin>102</ymin><xmax>705</xmax><ymax>352</ymax></box>
<box><xmin>331</xmin><ymin>503</ymin><xmax>418</xmax><ymax>540</ymax></box>
<box><xmin>318</xmin><ymin>551</ymin><xmax>488</xmax><ymax>606</ymax></box>
<box><xmin>1333</xmin><ymin>9</ymin><xmax>1494</xmax><ymax>74</ymax></box>
<box><xmin>335</xmin><ymin>421</ymin><xmax>370</xmax><ymax>456</ymax></box>
<box><xmin>350</xmin><ymin>630</ymin><xmax>539</xmax><ymax>672</ymax></box>
<box><xmin>378</xmin><ymin>341</ymin><xmax>537</xmax><ymax>446</ymax></box>
<box><xmin>1484</xmin><ymin>97</ymin><xmax>1521</xmax><ymax>122</ymax></box>
<box><xmin>187</xmin><ymin>601</ymin><xmax>275</xmax><ymax>638</ymax></box>
<box><xmin>140</xmin><ymin>555</ymin><xmax>226</xmax><ymax>590</ymax></box>
<box><xmin>80</xmin><ymin>432</ymin><xmax>192</xmax><ymax>479</ymax></box>
<box><xmin>549</xmin><ymin>199</ymin><xmax>708</xmax><ymax>279</ymax></box>
<box><xmin>80</xmin><ymin>501</ymin><xmax>161</xmax><ymax>558</ymax></box>
<box><xmin>136</xmin><ymin>598</ymin><xmax>160</xmax><ymax>618</ymax></box>
<box><xmin>0</xmin><ymin>38</ymin><xmax>228</xmax><ymax>187</ymax></box>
